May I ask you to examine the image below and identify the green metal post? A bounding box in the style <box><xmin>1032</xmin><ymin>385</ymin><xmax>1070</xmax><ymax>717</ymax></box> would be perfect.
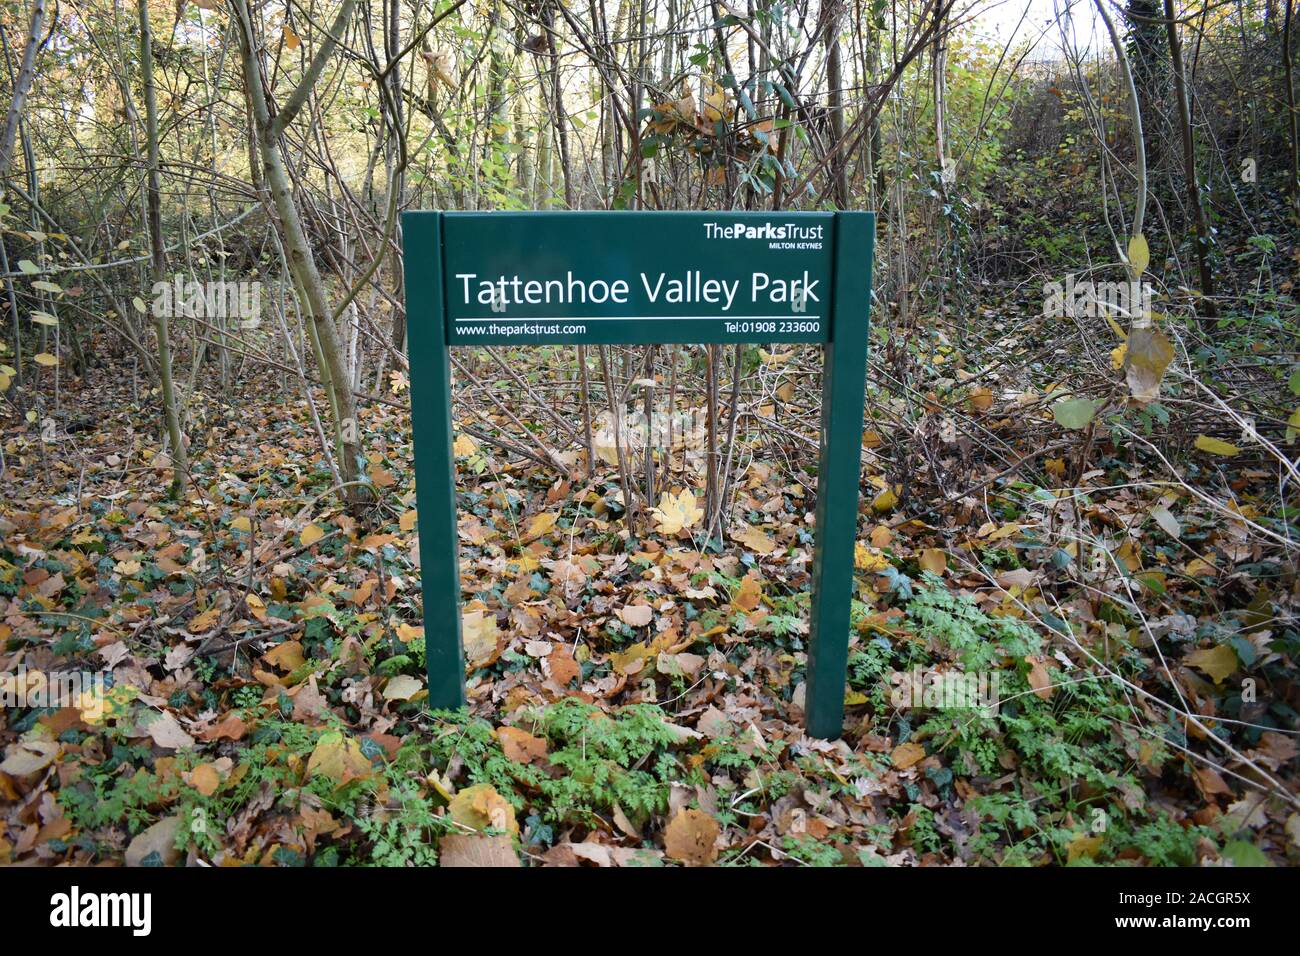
<box><xmin>805</xmin><ymin>211</ymin><xmax>875</xmax><ymax>739</ymax></box>
<box><xmin>403</xmin><ymin>211</ymin><xmax>466</xmax><ymax>710</ymax></box>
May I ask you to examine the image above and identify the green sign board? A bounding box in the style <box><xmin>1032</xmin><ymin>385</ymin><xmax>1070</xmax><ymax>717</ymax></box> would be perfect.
<box><xmin>404</xmin><ymin>211</ymin><xmax>875</xmax><ymax>739</ymax></box>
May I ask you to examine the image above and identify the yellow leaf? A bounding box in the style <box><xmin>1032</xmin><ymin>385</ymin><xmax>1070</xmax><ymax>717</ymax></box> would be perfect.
<box><xmin>399</xmin><ymin>509</ymin><xmax>418</xmax><ymax>532</ymax></box>
<box><xmin>734</xmin><ymin>524</ymin><xmax>776</xmax><ymax>554</ymax></box>
<box><xmin>34</xmin><ymin>352</ymin><xmax>58</xmax><ymax>366</ymax></box>
<box><xmin>611</xmin><ymin>641</ymin><xmax>652</xmax><ymax>675</ymax></box>
<box><xmin>701</xmin><ymin>78</ymin><xmax>726</xmax><ymax>123</ymax></box>
<box><xmin>1194</xmin><ymin>435</ymin><xmax>1239</xmax><ymax>457</ymax></box>
<box><xmin>871</xmin><ymin>485</ymin><xmax>899</xmax><ymax>513</ymax></box>
<box><xmin>189</xmin><ymin>606</ymin><xmax>220</xmax><ymax>633</ymax></box>
<box><xmin>855</xmin><ymin>543</ymin><xmax>889</xmax><ymax>571</ymax></box>
<box><xmin>230</xmin><ymin>516</ymin><xmax>252</xmax><ymax>532</ymax></box>
<box><xmin>1186</xmin><ymin>644</ymin><xmax>1238</xmax><ymax>683</ymax></box>
<box><xmin>282</xmin><ymin>24</ymin><xmax>300</xmax><ymax>49</ymax></box>
<box><xmin>1286</xmin><ymin>407</ymin><xmax>1300</xmax><ymax>443</ymax></box>
<box><xmin>449</xmin><ymin>783</ymin><xmax>519</xmax><ymax>836</ymax></box>
<box><xmin>306</xmin><ymin>731</ymin><xmax>373</xmax><ymax>785</ymax></box>
<box><xmin>1067</xmin><ymin>833</ymin><xmax>1104</xmax><ymax>863</ymax></box>
<box><xmin>651</xmin><ymin>489</ymin><xmax>703</xmax><ymax>536</ymax></box>
<box><xmin>452</xmin><ymin>433</ymin><xmax>477</xmax><ymax>456</ymax></box>
<box><xmin>986</xmin><ymin>522</ymin><xmax>1021</xmax><ymax>541</ymax></box>
<box><xmin>1126</xmin><ymin>233</ymin><xmax>1149</xmax><ymax>275</ymax></box>
<box><xmin>524</xmin><ymin>511</ymin><xmax>559</xmax><ymax>540</ymax></box>
<box><xmin>918</xmin><ymin>548</ymin><xmax>947</xmax><ymax>575</ymax></box>
<box><xmin>462</xmin><ymin>610</ymin><xmax>500</xmax><ymax>668</ymax></box>
<box><xmin>0</xmin><ymin>371</ymin><xmax>9</xmax><ymax>392</ymax></box>
<box><xmin>300</xmin><ymin>523</ymin><xmax>325</xmax><ymax>546</ymax></box>
<box><xmin>1124</xmin><ymin>326</ymin><xmax>1174</xmax><ymax>401</ymax></box>
<box><xmin>1110</xmin><ymin>343</ymin><xmax>1127</xmax><ymax>370</ymax></box>
<box><xmin>968</xmin><ymin>386</ymin><xmax>993</xmax><ymax>411</ymax></box>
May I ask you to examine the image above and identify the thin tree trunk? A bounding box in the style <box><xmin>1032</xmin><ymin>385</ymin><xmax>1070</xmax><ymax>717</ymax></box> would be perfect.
<box><xmin>544</xmin><ymin>5</ymin><xmax>575</xmax><ymax>208</ymax></box>
<box><xmin>0</xmin><ymin>0</ymin><xmax>45</xmax><ymax>179</ymax></box>
<box><xmin>824</xmin><ymin>3</ymin><xmax>849</xmax><ymax>208</ymax></box>
<box><xmin>233</xmin><ymin>0</ymin><xmax>364</xmax><ymax>504</ymax></box>
<box><xmin>139</xmin><ymin>0</ymin><xmax>188</xmax><ymax>495</ymax></box>
<box><xmin>1284</xmin><ymin>0</ymin><xmax>1299</xmax><ymax>200</ymax></box>
<box><xmin>1163</xmin><ymin>0</ymin><xmax>1217</xmax><ymax>318</ymax></box>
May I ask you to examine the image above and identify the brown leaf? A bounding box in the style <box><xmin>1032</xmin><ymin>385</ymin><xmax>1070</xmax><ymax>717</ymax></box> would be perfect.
<box><xmin>1025</xmin><ymin>655</ymin><xmax>1053</xmax><ymax>700</ymax></box>
<box><xmin>200</xmin><ymin>713</ymin><xmax>249</xmax><ymax>742</ymax></box>
<box><xmin>439</xmin><ymin>833</ymin><xmax>520</xmax><ymax>867</ymax></box>
<box><xmin>145</xmin><ymin>710</ymin><xmax>195</xmax><ymax>751</ymax></box>
<box><xmin>264</xmin><ymin>640</ymin><xmax>305</xmax><ymax>672</ymax></box>
<box><xmin>663</xmin><ymin>808</ymin><xmax>720</xmax><ymax>865</ymax></box>
<box><xmin>546</xmin><ymin>646</ymin><xmax>580</xmax><ymax>686</ymax></box>
<box><xmin>890</xmin><ymin>741</ymin><xmax>925</xmax><ymax>770</ymax></box>
<box><xmin>498</xmin><ymin>726</ymin><xmax>548</xmax><ymax>765</ymax></box>
<box><xmin>731</xmin><ymin>571</ymin><xmax>763</xmax><ymax>612</ymax></box>
<box><xmin>618</xmin><ymin>604</ymin><xmax>654</xmax><ymax>627</ymax></box>
<box><xmin>125</xmin><ymin>815</ymin><xmax>182</xmax><ymax>867</ymax></box>
<box><xmin>187</xmin><ymin>763</ymin><xmax>221</xmax><ymax>797</ymax></box>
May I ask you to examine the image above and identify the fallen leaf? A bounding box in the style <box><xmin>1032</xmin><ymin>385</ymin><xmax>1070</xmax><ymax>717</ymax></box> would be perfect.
<box><xmin>663</xmin><ymin>808</ymin><xmax>720</xmax><ymax>865</ymax></box>
<box><xmin>1194</xmin><ymin>435</ymin><xmax>1239</xmax><ymax>457</ymax></box>
<box><xmin>462</xmin><ymin>610</ymin><xmax>501</xmax><ymax>668</ymax></box>
<box><xmin>439</xmin><ymin>833</ymin><xmax>520</xmax><ymax>867</ymax></box>
<box><xmin>383</xmin><ymin>674</ymin><xmax>423</xmax><ymax>701</ymax></box>
<box><xmin>1025</xmin><ymin>655</ymin><xmax>1053</xmax><ymax>700</ymax></box>
<box><xmin>891</xmin><ymin>741</ymin><xmax>925</xmax><ymax>770</ymax></box>
<box><xmin>1186</xmin><ymin>644</ymin><xmax>1238</xmax><ymax>683</ymax></box>
<box><xmin>449</xmin><ymin>783</ymin><xmax>519</xmax><ymax>836</ymax></box>
<box><xmin>299</xmin><ymin>523</ymin><xmax>326</xmax><ymax>546</ymax></box>
<box><xmin>145</xmin><ymin>710</ymin><xmax>195</xmax><ymax>751</ymax></box>
<box><xmin>651</xmin><ymin>489</ymin><xmax>703</xmax><ymax>536</ymax></box>
<box><xmin>306</xmin><ymin>731</ymin><xmax>373</xmax><ymax>785</ymax></box>
<box><xmin>734</xmin><ymin>524</ymin><xmax>776</xmax><ymax>554</ymax></box>
<box><xmin>188</xmin><ymin>763</ymin><xmax>221</xmax><ymax>797</ymax></box>
<box><xmin>618</xmin><ymin>604</ymin><xmax>654</xmax><ymax>627</ymax></box>
<box><xmin>125</xmin><ymin>815</ymin><xmax>182</xmax><ymax>867</ymax></box>
<box><xmin>0</xmin><ymin>739</ymin><xmax>59</xmax><ymax>776</ymax></box>
<box><xmin>1066</xmin><ymin>832</ymin><xmax>1104</xmax><ymax>863</ymax></box>
<box><xmin>498</xmin><ymin>726</ymin><xmax>548</xmax><ymax>765</ymax></box>
<box><xmin>918</xmin><ymin>548</ymin><xmax>947</xmax><ymax>575</ymax></box>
